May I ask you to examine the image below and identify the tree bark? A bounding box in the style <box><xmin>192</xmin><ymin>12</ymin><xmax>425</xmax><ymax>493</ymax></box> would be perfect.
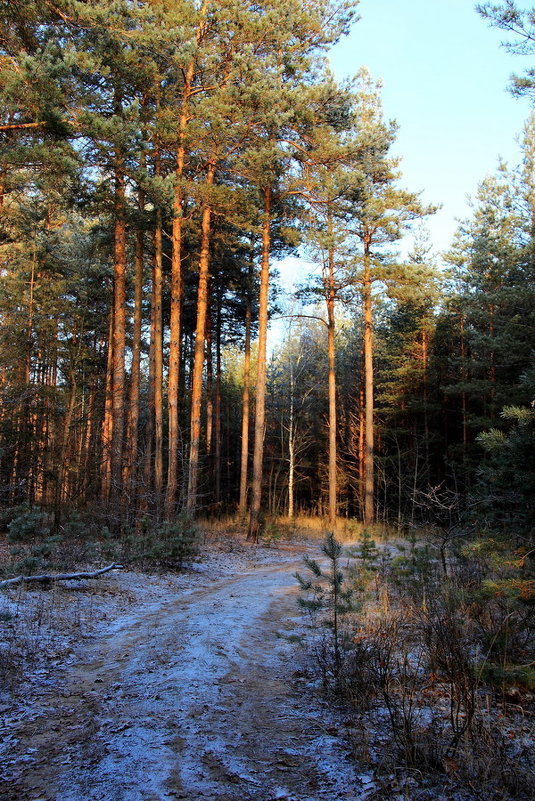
<box><xmin>247</xmin><ymin>186</ymin><xmax>271</xmax><ymax>541</ymax></box>
<box><xmin>326</xmin><ymin>215</ymin><xmax>337</xmax><ymax>527</ymax></box>
<box><xmin>186</xmin><ymin>159</ymin><xmax>216</xmax><ymax>514</ymax></box>
<box><xmin>124</xmin><ymin>182</ymin><xmax>145</xmax><ymax>499</ymax></box>
<box><xmin>153</xmin><ymin>204</ymin><xmax>164</xmax><ymax>514</ymax></box>
<box><xmin>166</xmin><ymin>0</ymin><xmax>209</xmax><ymax>520</ymax></box>
<box><xmin>110</xmin><ymin>148</ymin><xmax>127</xmax><ymax>507</ymax></box>
<box><xmin>0</xmin><ymin>563</ymin><xmax>124</xmax><ymax>589</ymax></box>
<box><xmin>288</xmin><ymin>344</ymin><xmax>296</xmax><ymax>519</ymax></box>
<box><xmin>101</xmin><ymin>309</ymin><xmax>114</xmax><ymax>502</ymax></box>
<box><xmin>363</xmin><ymin>240</ymin><xmax>374</xmax><ymax>526</ymax></box>
<box><xmin>215</xmin><ymin>297</ymin><xmax>222</xmax><ymax>509</ymax></box>
<box><xmin>238</xmin><ymin>268</ymin><xmax>252</xmax><ymax>517</ymax></box>
<box><xmin>205</xmin><ymin>306</ymin><xmax>214</xmax><ymax>459</ymax></box>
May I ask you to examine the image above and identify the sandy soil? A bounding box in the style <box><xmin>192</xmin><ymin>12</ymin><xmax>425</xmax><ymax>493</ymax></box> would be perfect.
<box><xmin>0</xmin><ymin>541</ymin><xmax>367</xmax><ymax>801</ymax></box>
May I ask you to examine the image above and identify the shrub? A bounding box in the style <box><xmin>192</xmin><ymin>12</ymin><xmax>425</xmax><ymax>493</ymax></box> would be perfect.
<box><xmin>7</xmin><ymin>505</ymin><xmax>49</xmax><ymax>543</ymax></box>
<box><xmin>127</xmin><ymin>514</ymin><xmax>199</xmax><ymax>568</ymax></box>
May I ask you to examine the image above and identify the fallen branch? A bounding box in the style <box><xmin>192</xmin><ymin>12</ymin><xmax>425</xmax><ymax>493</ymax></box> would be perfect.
<box><xmin>0</xmin><ymin>563</ymin><xmax>124</xmax><ymax>589</ymax></box>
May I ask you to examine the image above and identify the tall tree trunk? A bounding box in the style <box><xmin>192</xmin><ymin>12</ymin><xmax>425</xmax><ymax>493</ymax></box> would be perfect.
<box><xmin>460</xmin><ymin>312</ymin><xmax>468</xmax><ymax>459</ymax></box>
<box><xmin>247</xmin><ymin>186</ymin><xmax>271</xmax><ymax>541</ymax></box>
<box><xmin>101</xmin><ymin>308</ymin><xmax>114</xmax><ymax>501</ymax></box>
<box><xmin>422</xmin><ymin>326</ymin><xmax>430</xmax><ymax>479</ymax></box>
<box><xmin>81</xmin><ymin>376</ymin><xmax>97</xmax><ymax>503</ymax></box>
<box><xmin>166</xmin><ymin>0</ymin><xmax>209</xmax><ymax>520</ymax></box>
<box><xmin>489</xmin><ymin>302</ymin><xmax>496</xmax><ymax>417</ymax></box>
<box><xmin>55</xmin><ymin>374</ymin><xmax>76</xmax><ymax>529</ymax></box>
<box><xmin>358</xmin><ymin>363</ymin><xmax>365</xmax><ymax>516</ymax></box>
<box><xmin>110</xmin><ymin>144</ymin><xmax>127</xmax><ymax>507</ymax></box>
<box><xmin>124</xmin><ymin>182</ymin><xmax>145</xmax><ymax>499</ymax></box>
<box><xmin>205</xmin><ymin>306</ymin><xmax>214</xmax><ymax>459</ymax></box>
<box><xmin>153</xmin><ymin>205</ymin><xmax>164</xmax><ymax>516</ymax></box>
<box><xmin>238</xmin><ymin>267</ymin><xmax>252</xmax><ymax>517</ymax></box>
<box><xmin>288</xmin><ymin>347</ymin><xmax>295</xmax><ymax>519</ymax></box>
<box><xmin>142</xmin><ymin>278</ymin><xmax>156</xmax><ymax>510</ymax></box>
<box><xmin>186</xmin><ymin>159</ymin><xmax>216</xmax><ymax>514</ymax></box>
<box><xmin>363</xmin><ymin>240</ymin><xmax>374</xmax><ymax>526</ymax></box>
<box><xmin>326</xmin><ymin>219</ymin><xmax>337</xmax><ymax>526</ymax></box>
<box><xmin>165</xmin><ymin>127</ymin><xmax>187</xmax><ymax>519</ymax></box>
<box><xmin>215</xmin><ymin>297</ymin><xmax>222</xmax><ymax>509</ymax></box>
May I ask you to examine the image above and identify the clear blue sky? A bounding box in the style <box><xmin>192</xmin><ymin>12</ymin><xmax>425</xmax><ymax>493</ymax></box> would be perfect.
<box><xmin>271</xmin><ymin>1</ymin><xmax>534</xmax><ymax>346</ymax></box>
<box><xmin>328</xmin><ymin>0</ymin><xmax>534</xmax><ymax>254</ymax></box>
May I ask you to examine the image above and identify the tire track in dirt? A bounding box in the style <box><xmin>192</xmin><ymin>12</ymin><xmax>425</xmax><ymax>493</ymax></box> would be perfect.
<box><xmin>2</xmin><ymin>553</ymin><xmax>363</xmax><ymax>801</ymax></box>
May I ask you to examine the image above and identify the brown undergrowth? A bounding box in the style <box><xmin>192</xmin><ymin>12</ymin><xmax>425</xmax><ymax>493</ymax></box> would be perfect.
<box><xmin>297</xmin><ymin>529</ymin><xmax>535</xmax><ymax>801</ymax></box>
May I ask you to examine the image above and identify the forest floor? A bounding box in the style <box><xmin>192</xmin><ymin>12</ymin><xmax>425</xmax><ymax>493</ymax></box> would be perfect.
<box><xmin>0</xmin><ymin>537</ymin><xmax>370</xmax><ymax>801</ymax></box>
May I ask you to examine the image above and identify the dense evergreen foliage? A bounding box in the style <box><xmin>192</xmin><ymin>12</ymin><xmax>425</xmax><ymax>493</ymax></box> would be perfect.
<box><xmin>0</xmin><ymin>0</ymin><xmax>534</xmax><ymax>556</ymax></box>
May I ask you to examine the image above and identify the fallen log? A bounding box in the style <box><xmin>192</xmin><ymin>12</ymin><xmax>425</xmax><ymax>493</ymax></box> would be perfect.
<box><xmin>0</xmin><ymin>563</ymin><xmax>124</xmax><ymax>589</ymax></box>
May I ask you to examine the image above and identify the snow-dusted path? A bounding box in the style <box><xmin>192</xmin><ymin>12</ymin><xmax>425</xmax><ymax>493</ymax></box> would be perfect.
<box><xmin>1</xmin><ymin>547</ymin><xmax>363</xmax><ymax>801</ymax></box>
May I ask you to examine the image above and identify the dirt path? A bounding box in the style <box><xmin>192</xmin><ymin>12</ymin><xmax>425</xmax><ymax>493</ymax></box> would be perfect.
<box><xmin>1</xmin><ymin>547</ymin><xmax>364</xmax><ymax>801</ymax></box>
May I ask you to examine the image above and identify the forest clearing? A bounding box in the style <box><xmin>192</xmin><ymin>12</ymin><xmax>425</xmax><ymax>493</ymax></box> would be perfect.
<box><xmin>1</xmin><ymin>524</ymin><xmax>534</xmax><ymax>801</ymax></box>
<box><xmin>1</xmin><ymin>534</ymin><xmax>362</xmax><ymax>801</ymax></box>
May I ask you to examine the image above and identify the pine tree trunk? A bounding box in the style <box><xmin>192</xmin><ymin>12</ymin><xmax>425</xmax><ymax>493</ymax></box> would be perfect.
<box><xmin>124</xmin><ymin>185</ymin><xmax>145</xmax><ymax>499</ymax></box>
<box><xmin>186</xmin><ymin>159</ymin><xmax>216</xmax><ymax>514</ymax></box>
<box><xmin>55</xmin><ymin>374</ymin><xmax>76</xmax><ymax>528</ymax></box>
<box><xmin>422</xmin><ymin>327</ymin><xmax>430</xmax><ymax>478</ymax></box>
<box><xmin>142</xmin><ymin>292</ymin><xmax>155</xmax><ymax>511</ymax></box>
<box><xmin>460</xmin><ymin>312</ymin><xmax>468</xmax><ymax>457</ymax></box>
<box><xmin>358</xmin><ymin>366</ymin><xmax>365</xmax><ymax>516</ymax></box>
<box><xmin>363</xmin><ymin>241</ymin><xmax>374</xmax><ymax>526</ymax></box>
<box><xmin>288</xmin><ymin>352</ymin><xmax>295</xmax><ymax>519</ymax></box>
<box><xmin>165</xmin><ymin>0</ymin><xmax>209</xmax><ymax>520</ymax></box>
<box><xmin>247</xmin><ymin>186</ymin><xmax>271</xmax><ymax>541</ymax></box>
<box><xmin>205</xmin><ymin>307</ymin><xmax>214</xmax><ymax>459</ymax></box>
<box><xmin>110</xmin><ymin>153</ymin><xmax>127</xmax><ymax>507</ymax></box>
<box><xmin>165</xmin><ymin>125</ymin><xmax>187</xmax><ymax>520</ymax></box>
<box><xmin>153</xmin><ymin>205</ymin><xmax>164</xmax><ymax>516</ymax></box>
<box><xmin>101</xmin><ymin>308</ymin><xmax>114</xmax><ymax>501</ymax></box>
<box><xmin>81</xmin><ymin>376</ymin><xmax>96</xmax><ymax>503</ymax></box>
<box><xmin>215</xmin><ymin>298</ymin><xmax>222</xmax><ymax>509</ymax></box>
<box><xmin>238</xmin><ymin>275</ymin><xmax>252</xmax><ymax>517</ymax></box>
<box><xmin>326</xmin><ymin>229</ymin><xmax>337</xmax><ymax>526</ymax></box>
<box><xmin>142</xmin><ymin>209</ymin><xmax>165</xmax><ymax>514</ymax></box>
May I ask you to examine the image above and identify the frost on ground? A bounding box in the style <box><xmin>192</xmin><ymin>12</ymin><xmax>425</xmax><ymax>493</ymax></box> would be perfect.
<box><xmin>0</xmin><ymin>540</ymin><xmax>365</xmax><ymax>801</ymax></box>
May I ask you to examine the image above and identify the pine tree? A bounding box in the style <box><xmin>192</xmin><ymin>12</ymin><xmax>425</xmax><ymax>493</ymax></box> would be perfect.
<box><xmin>346</xmin><ymin>69</ymin><xmax>435</xmax><ymax>524</ymax></box>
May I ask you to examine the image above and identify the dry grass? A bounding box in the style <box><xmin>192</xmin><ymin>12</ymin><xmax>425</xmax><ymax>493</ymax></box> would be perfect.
<box><xmin>197</xmin><ymin>513</ymin><xmax>401</xmax><ymax>545</ymax></box>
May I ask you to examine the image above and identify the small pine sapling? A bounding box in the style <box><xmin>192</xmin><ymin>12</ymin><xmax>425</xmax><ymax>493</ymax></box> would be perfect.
<box><xmin>295</xmin><ymin>532</ymin><xmax>356</xmax><ymax>680</ymax></box>
<box><xmin>358</xmin><ymin>528</ymin><xmax>378</xmax><ymax>567</ymax></box>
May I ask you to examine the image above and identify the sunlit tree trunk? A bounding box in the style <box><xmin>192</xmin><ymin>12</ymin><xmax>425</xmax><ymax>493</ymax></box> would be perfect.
<box><xmin>326</xmin><ymin>215</ymin><xmax>337</xmax><ymax>526</ymax></box>
<box><xmin>288</xmin><ymin>350</ymin><xmax>296</xmax><ymax>519</ymax></box>
<box><xmin>238</xmin><ymin>271</ymin><xmax>252</xmax><ymax>517</ymax></box>
<box><xmin>215</xmin><ymin>297</ymin><xmax>222</xmax><ymax>509</ymax></box>
<box><xmin>166</xmin><ymin>118</ymin><xmax>188</xmax><ymax>519</ymax></box>
<box><xmin>101</xmin><ymin>308</ymin><xmax>114</xmax><ymax>501</ymax></box>
<box><xmin>110</xmin><ymin>136</ymin><xmax>127</xmax><ymax>507</ymax></box>
<box><xmin>166</xmin><ymin>0</ymin><xmax>209</xmax><ymax>520</ymax></box>
<box><xmin>124</xmin><ymin>180</ymin><xmax>145</xmax><ymax>498</ymax></box>
<box><xmin>187</xmin><ymin>159</ymin><xmax>216</xmax><ymax>514</ymax></box>
<box><xmin>248</xmin><ymin>186</ymin><xmax>271</xmax><ymax>541</ymax></box>
<box><xmin>358</xmin><ymin>367</ymin><xmax>365</xmax><ymax>515</ymax></box>
<box><xmin>153</xmin><ymin>203</ymin><xmax>164</xmax><ymax>516</ymax></box>
<box><xmin>363</xmin><ymin>238</ymin><xmax>374</xmax><ymax>525</ymax></box>
<box><xmin>205</xmin><ymin>307</ymin><xmax>214</xmax><ymax>458</ymax></box>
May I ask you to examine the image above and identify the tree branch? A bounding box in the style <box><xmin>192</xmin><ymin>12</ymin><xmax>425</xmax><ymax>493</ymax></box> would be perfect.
<box><xmin>0</xmin><ymin>563</ymin><xmax>124</xmax><ymax>589</ymax></box>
